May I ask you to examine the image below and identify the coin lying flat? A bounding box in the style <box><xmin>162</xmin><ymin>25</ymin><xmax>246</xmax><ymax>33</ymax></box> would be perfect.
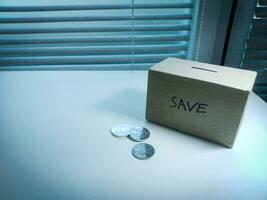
<box><xmin>131</xmin><ymin>143</ymin><xmax>155</xmax><ymax>160</ymax></box>
<box><xmin>110</xmin><ymin>124</ymin><xmax>131</xmax><ymax>137</ymax></box>
<box><xmin>128</xmin><ymin>126</ymin><xmax>150</xmax><ymax>142</ymax></box>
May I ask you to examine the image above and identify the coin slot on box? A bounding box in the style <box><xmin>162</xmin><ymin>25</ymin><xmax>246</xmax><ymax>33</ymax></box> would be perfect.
<box><xmin>191</xmin><ymin>66</ymin><xmax>218</xmax><ymax>73</ymax></box>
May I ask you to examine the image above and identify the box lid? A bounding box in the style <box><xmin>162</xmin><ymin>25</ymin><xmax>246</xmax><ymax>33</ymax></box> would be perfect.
<box><xmin>150</xmin><ymin>57</ymin><xmax>257</xmax><ymax>91</ymax></box>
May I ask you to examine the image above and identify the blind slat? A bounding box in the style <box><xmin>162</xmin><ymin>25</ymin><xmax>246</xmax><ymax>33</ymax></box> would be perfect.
<box><xmin>254</xmin><ymin>85</ymin><xmax>267</xmax><ymax>93</ymax></box>
<box><xmin>0</xmin><ymin>3</ymin><xmax>194</xmax><ymax>12</ymax></box>
<box><xmin>0</xmin><ymin>14</ymin><xmax>192</xmax><ymax>23</ymax></box>
<box><xmin>255</xmin><ymin>7</ymin><xmax>267</xmax><ymax>17</ymax></box>
<box><xmin>0</xmin><ymin>44</ymin><xmax>188</xmax><ymax>56</ymax></box>
<box><xmin>252</xmin><ymin>18</ymin><xmax>267</xmax><ymax>28</ymax></box>
<box><xmin>0</xmin><ymin>24</ymin><xmax>191</xmax><ymax>34</ymax></box>
<box><xmin>0</xmin><ymin>33</ymin><xmax>189</xmax><ymax>44</ymax></box>
<box><xmin>0</xmin><ymin>63</ymin><xmax>159</xmax><ymax>71</ymax></box>
<box><xmin>0</xmin><ymin>53</ymin><xmax>186</xmax><ymax>66</ymax></box>
<box><xmin>246</xmin><ymin>38</ymin><xmax>267</xmax><ymax>49</ymax></box>
<box><xmin>244</xmin><ymin>50</ymin><xmax>267</xmax><ymax>59</ymax></box>
<box><xmin>250</xmin><ymin>29</ymin><xmax>267</xmax><ymax>36</ymax></box>
<box><xmin>243</xmin><ymin>60</ymin><xmax>267</xmax><ymax>69</ymax></box>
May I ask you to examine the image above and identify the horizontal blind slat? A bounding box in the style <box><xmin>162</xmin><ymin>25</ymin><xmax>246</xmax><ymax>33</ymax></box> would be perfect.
<box><xmin>246</xmin><ymin>38</ymin><xmax>267</xmax><ymax>49</ymax></box>
<box><xmin>252</xmin><ymin>18</ymin><xmax>267</xmax><ymax>28</ymax></box>
<box><xmin>243</xmin><ymin>60</ymin><xmax>267</xmax><ymax>70</ymax></box>
<box><xmin>0</xmin><ymin>3</ymin><xmax>194</xmax><ymax>12</ymax></box>
<box><xmin>0</xmin><ymin>14</ymin><xmax>192</xmax><ymax>23</ymax></box>
<box><xmin>0</xmin><ymin>44</ymin><xmax>188</xmax><ymax>56</ymax></box>
<box><xmin>0</xmin><ymin>53</ymin><xmax>187</xmax><ymax>66</ymax></box>
<box><xmin>250</xmin><ymin>29</ymin><xmax>267</xmax><ymax>36</ymax></box>
<box><xmin>254</xmin><ymin>85</ymin><xmax>267</xmax><ymax>93</ymax></box>
<box><xmin>0</xmin><ymin>63</ymin><xmax>157</xmax><ymax>71</ymax></box>
<box><xmin>244</xmin><ymin>50</ymin><xmax>267</xmax><ymax>59</ymax></box>
<box><xmin>0</xmin><ymin>34</ymin><xmax>189</xmax><ymax>44</ymax></box>
<box><xmin>255</xmin><ymin>7</ymin><xmax>267</xmax><ymax>18</ymax></box>
<box><xmin>0</xmin><ymin>24</ymin><xmax>191</xmax><ymax>34</ymax></box>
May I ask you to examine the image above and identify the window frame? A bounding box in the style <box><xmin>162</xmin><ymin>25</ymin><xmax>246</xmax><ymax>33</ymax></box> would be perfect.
<box><xmin>224</xmin><ymin>0</ymin><xmax>257</xmax><ymax>68</ymax></box>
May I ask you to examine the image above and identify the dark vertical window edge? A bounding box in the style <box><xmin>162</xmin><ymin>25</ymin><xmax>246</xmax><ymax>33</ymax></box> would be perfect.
<box><xmin>220</xmin><ymin>0</ymin><xmax>238</xmax><ymax>65</ymax></box>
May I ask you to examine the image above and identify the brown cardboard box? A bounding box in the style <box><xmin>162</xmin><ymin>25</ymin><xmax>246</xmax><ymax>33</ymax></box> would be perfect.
<box><xmin>146</xmin><ymin>58</ymin><xmax>257</xmax><ymax>148</ymax></box>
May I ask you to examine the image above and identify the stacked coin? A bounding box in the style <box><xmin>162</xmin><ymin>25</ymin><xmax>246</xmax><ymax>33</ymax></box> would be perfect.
<box><xmin>128</xmin><ymin>126</ymin><xmax>150</xmax><ymax>142</ymax></box>
<box><xmin>110</xmin><ymin>123</ymin><xmax>155</xmax><ymax>160</ymax></box>
<box><xmin>110</xmin><ymin>124</ymin><xmax>131</xmax><ymax>137</ymax></box>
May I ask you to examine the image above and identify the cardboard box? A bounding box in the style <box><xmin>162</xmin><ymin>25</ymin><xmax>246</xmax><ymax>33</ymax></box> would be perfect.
<box><xmin>146</xmin><ymin>58</ymin><xmax>257</xmax><ymax>148</ymax></box>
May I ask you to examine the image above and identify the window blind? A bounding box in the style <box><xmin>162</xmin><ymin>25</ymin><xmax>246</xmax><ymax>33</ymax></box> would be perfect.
<box><xmin>0</xmin><ymin>0</ymin><xmax>197</xmax><ymax>70</ymax></box>
<box><xmin>242</xmin><ymin>0</ymin><xmax>267</xmax><ymax>101</ymax></box>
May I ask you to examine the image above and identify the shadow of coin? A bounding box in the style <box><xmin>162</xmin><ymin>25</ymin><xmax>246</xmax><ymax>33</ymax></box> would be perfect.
<box><xmin>127</xmin><ymin>135</ymin><xmax>141</xmax><ymax>142</ymax></box>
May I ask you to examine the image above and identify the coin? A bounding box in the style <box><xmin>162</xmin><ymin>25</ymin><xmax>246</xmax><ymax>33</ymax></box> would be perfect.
<box><xmin>131</xmin><ymin>143</ymin><xmax>155</xmax><ymax>160</ymax></box>
<box><xmin>110</xmin><ymin>124</ymin><xmax>131</xmax><ymax>137</ymax></box>
<box><xmin>128</xmin><ymin>126</ymin><xmax>150</xmax><ymax>142</ymax></box>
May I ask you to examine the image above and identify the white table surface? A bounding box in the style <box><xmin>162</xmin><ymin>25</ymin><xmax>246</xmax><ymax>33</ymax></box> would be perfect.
<box><xmin>0</xmin><ymin>71</ymin><xmax>266</xmax><ymax>200</ymax></box>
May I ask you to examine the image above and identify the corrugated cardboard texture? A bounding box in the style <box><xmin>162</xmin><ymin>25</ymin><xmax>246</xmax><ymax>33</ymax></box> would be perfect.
<box><xmin>146</xmin><ymin>58</ymin><xmax>257</xmax><ymax>148</ymax></box>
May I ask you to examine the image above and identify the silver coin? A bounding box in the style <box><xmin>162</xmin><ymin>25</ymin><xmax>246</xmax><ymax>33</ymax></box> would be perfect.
<box><xmin>110</xmin><ymin>124</ymin><xmax>131</xmax><ymax>137</ymax></box>
<box><xmin>128</xmin><ymin>126</ymin><xmax>150</xmax><ymax>142</ymax></box>
<box><xmin>131</xmin><ymin>143</ymin><xmax>155</xmax><ymax>160</ymax></box>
